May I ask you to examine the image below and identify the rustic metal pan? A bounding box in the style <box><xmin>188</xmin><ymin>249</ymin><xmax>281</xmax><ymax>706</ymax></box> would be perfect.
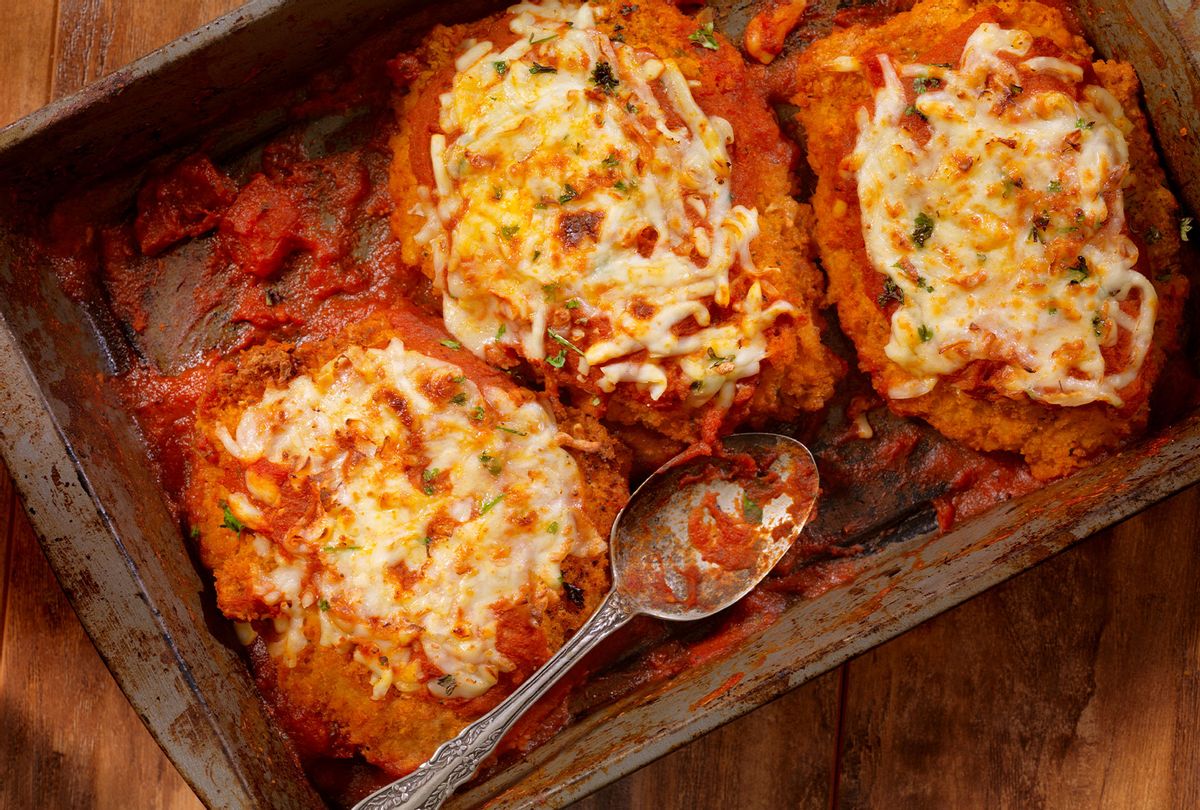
<box><xmin>0</xmin><ymin>0</ymin><xmax>1196</xmax><ymax>808</ymax></box>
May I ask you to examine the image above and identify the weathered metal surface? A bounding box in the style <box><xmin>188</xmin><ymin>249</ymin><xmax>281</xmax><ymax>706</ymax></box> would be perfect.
<box><xmin>0</xmin><ymin>0</ymin><xmax>1196</xmax><ymax>808</ymax></box>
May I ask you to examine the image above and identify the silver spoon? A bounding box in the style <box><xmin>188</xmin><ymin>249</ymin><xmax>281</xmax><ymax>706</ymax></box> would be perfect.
<box><xmin>354</xmin><ymin>432</ymin><xmax>819</xmax><ymax>810</ymax></box>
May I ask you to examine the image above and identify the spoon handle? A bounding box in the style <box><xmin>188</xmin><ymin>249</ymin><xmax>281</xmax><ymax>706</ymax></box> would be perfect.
<box><xmin>353</xmin><ymin>589</ymin><xmax>638</xmax><ymax>810</ymax></box>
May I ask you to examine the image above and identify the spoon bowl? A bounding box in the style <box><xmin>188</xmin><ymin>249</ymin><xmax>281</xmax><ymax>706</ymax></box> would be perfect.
<box><xmin>614</xmin><ymin>432</ymin><xmax>819</xmax><ymax>620</ymax></box>
<box><xmin>355</xmin><ymin>432</ymin><xmax>820</xmax><ymax>810</ymax></box>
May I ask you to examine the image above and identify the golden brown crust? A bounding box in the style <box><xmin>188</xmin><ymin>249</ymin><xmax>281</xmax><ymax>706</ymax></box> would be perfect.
<box><xmin>185</xmin><ymin>308</ymin><xmax>627</xmax><ymax>775</ymax></box>
<box><xmin>389</xmin><ymin>0</ymin><xmax>843</xmax><ymax>445</ymax></box>
<box><xmin>791</xmin><ymin>0</ymin><xmax>1188</xmax><ymax>479</ymax></box>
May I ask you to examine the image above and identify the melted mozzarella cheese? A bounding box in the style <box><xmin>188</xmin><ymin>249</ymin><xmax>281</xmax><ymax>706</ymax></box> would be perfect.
<box><xmin>412</xmin><ymin>0</ymin><xmax>792</xmax><ymax>408</ymax></box>
<box><xmin>213</xmin><ymin>339</ymin><xmax>599</xmax><ymax>700</ymax></box>
<box><xmin>851</xmin><ymin>23</ymin><xmax>1156</xmax><ymax>406</ymax></box>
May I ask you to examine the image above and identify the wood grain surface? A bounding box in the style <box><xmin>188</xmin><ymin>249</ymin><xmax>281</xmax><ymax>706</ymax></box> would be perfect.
<box><xmin>0</xmin><ymin>2</ymin><xmax>1197</xmax><ymax>808</ymax></box>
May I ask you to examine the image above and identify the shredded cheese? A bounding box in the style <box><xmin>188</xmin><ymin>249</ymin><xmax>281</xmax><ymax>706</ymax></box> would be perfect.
<box><xmin>212</xmin><ymin>339</ymin><xmax>599</xmax><ymax>700</ymax></box>
<box><xmin>412</xmin><ymin>0</ymin><xmax>792</xmax><ymax>408</ymax></box>
<box><xmin>851</xmin><ymin>23</ymin><xmax>1156</xmax><ymax>406</ymax></box>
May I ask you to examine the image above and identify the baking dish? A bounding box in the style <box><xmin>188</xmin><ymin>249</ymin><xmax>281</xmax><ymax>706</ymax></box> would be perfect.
<box><xmin>0</xmin><ymin>0</ymin><xmax>1197</xmax><ymax>807</ymax></box>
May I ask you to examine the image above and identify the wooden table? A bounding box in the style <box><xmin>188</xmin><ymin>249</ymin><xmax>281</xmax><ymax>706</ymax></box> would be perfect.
<box><xmin>2</xmin><ymin>2</ymin><xmax>1198</xmax><ymax>807</ymax></box>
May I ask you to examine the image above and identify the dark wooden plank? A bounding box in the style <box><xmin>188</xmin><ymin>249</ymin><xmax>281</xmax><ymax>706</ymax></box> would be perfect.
<box><xmin>575</xmin><ymin>669</ymin><xmax>841</xmax><ymax>810</ymax></box>
<box><xmin>836</xmin><ymin>484</ymin><xmax>1200</xmax><ymax>808</ymax></box>
<box><xmin>0</xmin><ymin>0</ymin><xmax>56</xmax><ymax>124</ymax></box>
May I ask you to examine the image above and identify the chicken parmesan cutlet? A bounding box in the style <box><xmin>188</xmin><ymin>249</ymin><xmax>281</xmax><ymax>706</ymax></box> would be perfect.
<box><xmin>184</xmin><ymin>309</ymin><xmax>627</xmax><ymax>774</ymax></box>
<box><xmin>793</xmin><ymin>0</ymin><xmax>1188</xmax><ymax>478</ymax></box>
<box><xmin>390</xmin><ymin>0</ymin><xmax>841</xmax><ymax>445</ymax></box>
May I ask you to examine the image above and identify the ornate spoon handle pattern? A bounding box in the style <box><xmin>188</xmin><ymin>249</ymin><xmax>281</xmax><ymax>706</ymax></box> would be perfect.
<box><xmin>355</xmin><ymin>589</ymin><xmax>638</xmax><ymax>810</ymax></box>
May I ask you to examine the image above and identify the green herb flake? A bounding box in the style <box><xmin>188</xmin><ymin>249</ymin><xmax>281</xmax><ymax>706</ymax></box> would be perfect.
<box><xmin>688</xmin><ymin>22</ymin><xmax>719</xmax><ymax>51</ymax></box>
<box><xmin>497</xmin><ymin>425</ymin><xmax>528</xmax><ymax>436</ymax></box>
<box><xmin>479</xmin><ymin>453</ymin><xmax>502</xmax><ymax>475</ymax></box>
<box><xmin>601</xmin><ymin>153</ymin><xmax>620</xmax><ymax>169</ymax></box>
<box><xmin>546</xmin><ymin>349</ymin><xmax>568</xmax><ymax>368</ymax></box>
<box><xmin>547</xmin><ymin>521</ymin><xmax>560</xmax><ymax>534</ymax></box>
<box><xmin>917</xmin><ymin>324</ymin><xmax>933</xmax><ymax>342</ymax></box>
<box><xmin>318</xmin><ymin>598</ymin><xmax>331</xmax><ymax>612</ymax></box>
<box><xmin>437</xmin><ymin>673</ymin><xmax>457</xmax><ymax>696</ymax></box>
<box><xmin>480</xmin><ymin>493</ymin><xmax>506</xmax><ymax>514</ymax></box>
<box><xmin>532</xmin><ymin>249</ymin><xmax>542</xmax><ymax>262</ymax></box>
<box><xmin>1067</xmin><ymin>255</ymin><xmax>1089</xmax><ymax>284</ymax></box>
<box><xmin>558</xmin><ymin>184</ymin><xmax>578</xmax><ymax>205</ymax></box>
<box><xmin>323</xmin><ymin>544</ymin><xmax>362</xmax><ymax>552</ymax></box>
<box><xmin>439</xmin><ymin>338</ymin><xmax>461</xmax><ymax>350</ymax></box>
<box><xmin>590</xmin><ymin>61</ymin><xmax>620</xmax><ymax>94</ymax></box>
<box><xmin>529</xmin><ymin>33</ymin><xmax>558</xmax><ymax>44</ymax></box>
<box><xmin>1048</xmin><ymin>305</ymin><xmax>1058</xmax><ymax>315</ymax></box>
<box><xmin>219</xmin><ymin>501</ymin><xmax>244</xmax><ymax>534</ymax></box>
<box><xmin>911</xmin><ymin>211</ymin><xmax>935</xmax><ymax>248</ymax></box>
<box><xmin>916</xmin><ymin>276</ymin><xmax>934</xmax><ymax>293</ymax></box>
<box><xmin>1048</xmin><ymin>179</ymin><xmax>1062</xmax><ymax>193</ymax></box>
<box><xmin>189</xmin><ymin>525</ymin><xmax>201</xmax><ymax>540</ymax></box>
<box><xmin>565</xmin><ymin>298</ymin><xmax>580</xmax><ymax>309</ymax></box>
<box><xmin>706</xmin><ymin>347</ymin><xmax>734</xmax><ymax>367</ymax></box>
<box><xmin>976</xmin><ymin>252</ymin><xmax>987</xmax><ymax>263</ymax></box>
<box><xmin>548</xmin><ymin>328</ymin><xmax>585</xmax><ymax>356</ymax></box>
<box><xmin>496</xmin><ymin>323</ymin><xmax>507</xmax><ymax>340</ymax></box>
<box><xmin>492</xmin><ymin>185</ymin><xmax>503</xmax><ymax>201</ymax></box>
<box><xmin>450</xmin><ymin>393</ymin><xmax>468</xmax><ymax>405</ymax></box>
<box><xmin>493</xmin><ymin>61</ymin><xmax>509</xmax><ymax>77</ymax></box>
<box><xmin>742</xmin><ymin>495</ymin><xmax>763</xmax><ymax>525</ymax></box>
<box><xmin>1092</xmin><ymin>314</ymin><xmax>1104</xmax><ymax>337</ymax></box>
<box><xmin>472</xmin><ymin>405</ymin><xmax>486</xmax><ymax>421</ymax></box>
<box><xmin>1182</xmin><ymin>216</ymin><xmax>1194</xmax><ymax>242</ymax></box>
<box><xmin>876</xmin><ymin>276</ymin><xmax>904</xmax><ymax>307</ymax></box>
<box><xmin>591</xmin><ymin>396</ymin><xmax>601</xmax><ymax>406</ymax></box>
<box><xmin>529</xmin><ymin>62</ymin><xmax>558</xmax><ymax>75</ymax></box>
<box><xmin>1076</xmin><ymin>118</ymin><xmax>1095</xmax><ymax>130</ymax></box>
<box><xmin>904</xmin><ymin>104</ymin><xmax>927</xmax><ymax>121</ymax></box>
<box><xmin>1009</xmin><ymin>83</ymin><xmax>1023</xmax><ymax>96</ymax></box>
<box><xmin>500</xmin><ymin>224</ymin><xmax>520</xmax><ymax>239</ymax></box>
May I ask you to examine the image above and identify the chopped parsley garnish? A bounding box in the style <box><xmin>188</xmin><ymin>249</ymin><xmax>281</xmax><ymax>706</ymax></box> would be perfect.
<box><xmin>497</xmin><ymin>425</ymin><xmax>527</xmax><ymax>436</ymax></box>
<box><xmin>590</xmin><ymin>61</ymin><xmax>620</xmax><ymax>94</ymax></box>
<box><xmin>437</xmin><ymin>674</ymin><xmax>457</xmax><ymax>696</ymax></box>
<box><xmin>219</xmin><ymin>501</ymin><xmax>244</xmax><ymax>533</ymax></box>
<box><xmin>1048</xmin><ymin>179</ymin><xmax>1062</xmax><ymax>193</ymax></box>
<box><xmin>422</xmin><ymin>467</ymin><xmax>440</xmax><ymax>495</ymax></box>
<box><xmin>1182</xmin><ymin>216</ymin><xmax>1194</xmax><ymax>242</ymax></box>
<box><xmin>450</xmin><ymin>393</ymin><xmax>468</xmax><ymax>405</ymax></box>
<box><xmin>904</xmin><ymin>105</ymin><xmax>927</xmax><ymax>121</ymax></box>
<box><xmin>439</xmin><ymin>338</ymin><xmax>461</xmax><ymax>350</ymax></box>
<box><xmin>911</xmin><ymin>212</ymin><xmax>935</xmax><ymax>248</ymax></box>
<box><xmin>323</xmin><ymin>544</ymin><xmax>361</xmax><ymax>552</ymax></box>
<box><xmin>912</xmin><ymin>76</ymin><xmax>941</xmax><ymax>95</ymax></box>
<box><xmin>547</xmin><ymin>349</ymin><xmax>568</xmax><ymax>368</ymax></box>
<box><xmin>558</xmin><ymin>184</ymin><xmax>579</xmax><ymax>205</ymax></box>
<box><xmin>542</xmin><ymin>282</ymin><xmax>559</xmax><ymax>300</ymax></box>
<box><xmin>1076</xmin><ymin>118</ymin><xmax>1094</xmax><ymax>130</ymax></box>
<box><xmin>917</xmin><ymin>324</ymin><xmax>933</xmax><ymax>342</ymax></box>
<box><xmin>480</xmin><ymin>493</ymin><xmax>506</xmax><ymax>514</ymax></box>
<box><xmin>452</xmin><ymin>374</ymin><xmax>466</xmax><ymax>383</ymax></box>
<box><xmin>548</xmin><ymin>328</ymin><xmax>585</xmax><ymax>356</ymax></box>
<box><xmin>625</xmin><ymin>102</ymin><xmax>638</xmax><ymax>114</ymax></box>
<box><xmin>591</xmin><ymin>396</ymin><xmax>601</xmax><ymax>406</ymax></box>
<box><xmin>529</xmin><ymin>62</ymin><xmax>558</xmax><ymax>75</ymax></box>
<box><xmin>496</xmin><ymin>323</ymin><xmax>507</xmax><ymax>340</ymax></box>
<box><xmin>189</xmin><ymin>525</ymin><xmax>201</xmax><ymax>540</ymax></box>
<box><xmin>318</xmin><ymin>598</ymin><xmax>330</xmax><ymax>612</ymax></box>
<box><xmin>1092</xmin><ymin>315</ymin><xmax>1104</xmax><ymax>337</ymax></box>
<box><xmin>976</xmin><ymin>252</ymin><xmax>987</xmax><ymax>263</ymax></box>
<box><xmin>877</xmin><ymin>276</ymin><xmax>904</xmax><ymax>307</ymax></box>
<box><xmin>500</xmin><ymin>224</ymin><xmax>520</xmax><ymax>239</ymax></box>
<box><xmin>529</xmin><ymin>33</ymin><xmax>558</xmax><ymax>44</ymax></box>
<box><xmin>471</xmin><ymin>405</ymin><xmax>486</xmax><ymax>421</ymax></box>
<box><xmin>565</xmin><ymin>298</ymin><xmax>580</xmax><ymax>309</ymax></box>
<box><xmin>420</xmin><ymin>536</ymin><xmax>432</xmax><ymax>546</ymax></box>
<box><xmin>1066</xmin><ymin>255</ymin><xmax>1090</xmax><ymax>284</ymax></box>
<box><xmin>479</xmin><ymin>453</ymin><xmax>502</xmax><ymax>476</ymax></box>
<box><xmin>706</xmin><ymin>347</ymin><xmax>734</xmax><ymax>367</ymax></box>
<box><xmin>689</xmin><ymin>22</ymin><xmax>719</xmax><ymax>50</ymax></box>
<box><xmin>916</xmin><ymin>276</ymin><xmax>934</xmax><ymax>293</ymax></box>
<box><xmin>601</xmin><ymin>153</ymin><xmax>620</xmax><ymax>169</ymax></box>
<box><xmin>742</xmin><ymin>495</ymin><xmax>763</xmax><ymax>525</ymax></box>
<box><xmin>1009</xmin><ymin>83</ymin><xmax>1023</xmax><ymax>95</ymax></box>
<box><xmin>547</xmin><ymin>521</ymin><xmax>560</xmax><ymax>534</ymax></box>
<box><xmin>613</xmin><ymin>179</ymin><xmax>634</xmax><ymax>194</ymax></box>
<box><xmin>1001</xmin><ymin>176</ymin><xmax>1016</xmax><ymax>198</ymax></box>
<box><xmin>492</xmin><ymin>185</ymin><xmax>503</xmax><ymax>201</ymax></box>
<box><xmin>493</xmin><ymin>61</ymin><xmax>509</xmax><ymax>77</ymax></box>
<box><xmin>1028</xmin><ymin>225</ymin><xmax>1042</xmax><ymax>244</ymax></box>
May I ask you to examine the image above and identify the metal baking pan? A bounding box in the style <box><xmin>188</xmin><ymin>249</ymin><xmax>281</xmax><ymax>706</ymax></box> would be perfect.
<box><xmin>0</xmin><ymin>0</ymin><xmax>1197</xmax><ymax>807</ymax></box>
